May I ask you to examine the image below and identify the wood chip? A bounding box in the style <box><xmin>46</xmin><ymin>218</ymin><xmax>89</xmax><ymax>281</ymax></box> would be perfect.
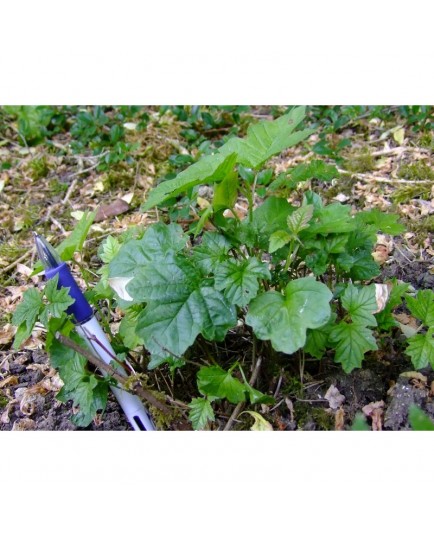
<box><xmin>94</xmin><ymin>198</ymin><xmax>130</xmax><ymax>222</ymax></box>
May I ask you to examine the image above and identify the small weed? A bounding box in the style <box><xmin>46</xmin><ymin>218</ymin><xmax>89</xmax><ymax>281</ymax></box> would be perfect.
<box><xmin>0</xmin><ymin>239</ymin><xmax>26</xmax><ymax>260</ymax></box>
<box><xmin>398</xmin><ymin>160</ymin><xmax>434</xmax><ymax>181</ymax></box>
<box><xmin>344</xmin><ymin>149</ymin><xmax>375</xmax><ymax>173</ymax></box>
<box><xmin>392</xmin><ymin>183</ymin><xmax>432</xmax><ymax>204</ymax></box>
<box><xmin>28</xmin><ymin>156</ymin><xmax>50</xmax><ymax>180</ymax></box>
<box><xmin>49</xmin><ymin>179</ymin><xmax>68</xmax><ymax>195</ymax></box>
<box><xmin>418</xmin><ymin>132</ymin><xmax>433</xmax><ymax>149</ymax></box>
<box><xmin>102</xmin><ymin>168</ymin><xmax>135</xmax><ymax>191</ymax></box>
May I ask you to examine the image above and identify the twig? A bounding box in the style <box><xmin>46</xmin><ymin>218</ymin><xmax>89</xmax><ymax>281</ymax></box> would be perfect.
<box><xmin>55</xmin><ymin>333</ymin><xmax>171</xmax><ymax>415</ymax></box>
<box><xmin>223</xmin><ymin>357</ymin><xmax>262</xmax><ymax>431</ymax></box>
<box><xmin>273</xmin><ymin>369</ymin><xmax>284</xmax><ymax>398</ymax></box>
<box><xmin>0</xmin><ymin>249</ymin><xmax>33</xmax><ymax>275</ymax></box>
<box><xmin>337</xmin><ymin>168</ymin><xmax>434</xmax><ymax>185</ymax></box>
<box><xmin>61</xmin><ymin>152</ymin><xmax>109</xmax><ymax>206</ymax></box>
<box><xmin>62</xmin><ymin>178</ymin><xmax>78</xmax><ymax>205</ymax></box>
<box><xmin>370</xmin><ymin>147</ymin><xmax>431</xmax><ymax>157</ymax></box>
<box><xmin>49</xmin><ymin>216</ymin><xmax>67</xmax><ymax>234</ymax></box>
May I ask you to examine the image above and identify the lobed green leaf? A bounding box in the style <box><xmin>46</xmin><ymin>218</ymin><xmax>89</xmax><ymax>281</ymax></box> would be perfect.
<box><xmin>329</xmin><ymin>322</ymin><xmax>377</xmax><ymax>373</ymax></box>
<box><xmin>188</xmin><ymin>398</ymin><xmax>215</xmax><ymax>430</ymax></box>
<box><xmin>214</xmin><ymin>257</ymin><xmax>271</xmax><ymax>307</ymax></box>
<box><xmin>246</xmin><ymin>277</ymin><xmax>332</xmax><ymax>355</ymax></box>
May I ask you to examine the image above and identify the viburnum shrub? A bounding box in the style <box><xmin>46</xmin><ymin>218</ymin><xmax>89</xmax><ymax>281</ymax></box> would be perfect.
<box><xmin>13</xmin><ymin>106</ymin><xmax>431</xmax><ymax>429</ymax></box>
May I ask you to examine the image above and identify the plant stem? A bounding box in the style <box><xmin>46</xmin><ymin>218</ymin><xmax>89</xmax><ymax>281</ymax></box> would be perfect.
<box><xmin>299</xmin><ymin>349</ymin><xmax>305</xmax><ymax>385</ymax></box>
<box><xmin>223</xmin><ymin>356</ymin><xmax>262</xmax><ymax>431</ymax></box>
<box><xmin>55</xmin><ymin>332</ymin><xmax>171</xmax><ymax>415</ymax></box>
<box><xmin>284</xmin><ymin>241</ymin><xmax>299</xmax><ymax>272</ymax></box>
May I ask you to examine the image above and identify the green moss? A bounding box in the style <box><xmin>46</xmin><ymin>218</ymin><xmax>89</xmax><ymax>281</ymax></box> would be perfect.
<box><xmin>102</xmin><ymin>168</ymin><xmax>135</xmax><ymax>190</ymax></box>
<box><xmin>49</xmin><ymin>178</ymin><xmax>68</xmax><ymax>194</ymax></box>
<box><xmin>293</xmin><ymin>401</ymin><xmax>335</xmax><ymax>430</ymax></box>
<box><xmin>406</xmin><ymin>215</ymin><xmax>434</xmax><ymax>241</ymax></box>
<box><xmin>28</xmin><ymin>156</ymin><xmax>50</xmax><ymax>180</ymax></box>
<box><xmin>418</xmin><ymin>132</ymin><xmax>433</xmax><ymax>149</ymax></box>
<box><xmin>0</xmin><ymin>239</ymin><xmax>26</xmax><ymax>260</ymax></box>
<box><xmin>311</xmin><ymin>407</ymin><xmax>335</xmax><ymax>430</ymax></box>
<box><xmin>0</xmin><ymin>394</ymin><xmax>8</xmax><ymax>408</ymax></box>
<box><xmin>398</xmin><ymin>160</ymin><xmax>434</xmax><ymax>181</ymax></box>
<box><xmin>344</xmin><ymin>149</ymin><xmax>375</xmax><ymax>173</ymax></box>
<box><xmin>391</xmin><ymin>183</ymin><xmax>432</xmax><ymax>204</ymax></box>
<box><xmin>323</xmin><ymin>173</ymin><xmax>356</xmax><ymax>201</ymax></box>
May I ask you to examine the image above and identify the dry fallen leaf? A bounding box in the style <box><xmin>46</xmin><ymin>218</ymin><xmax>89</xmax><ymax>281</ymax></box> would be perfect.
<box><xmin>335</xmin><ymin>407</ymin><xmax>345</xmax><ymax>430</ymax></box>
<box><xmin>399</xmin><ymin>371</ymin><xmax>427</xmax><ymax>383</ymax></box>
<box><xmin>95</xmin><ymin>198</ymin><xmax>130</xmax><ymax>222</ymax></box>
<box><xmin>324</xmin><ymin>384</ymin><xmax>345</xmax><ymax>410</ymax></box>
<box><xmin>12</xmin><ymin>418</ymin><xmax>36</xmax><ymax>431</ymax></box>
<box><xmin>372</xmin><ymin>244</ymin><xmax>389</xmax><ymax>265</ymax></box>
<box><xmin>374</xmin><ymin>283</ymin><xmax>392</xmax><ymax>313</ymax></box>
<box><xmin>0</xmin><ymin>375</ymin><xmax>19</xmax><ymax>388</ymax></box>
<box><xmin>241</xmin><ymin>411</ymin><xmax>273</xmax><ymax>431</ymax></box>
<box><xmin>394</xmin><ymin>312</ymin><xmax>419</xmax><ymax>338</ymax></box>
<box><xmin>0</xmin><ymin>323</ymin><xmax>16</xmax><ymax>345</ymax></box>
<box><xmin>362</xmin><ymin>400</ymin><xmax>385</xmax><ymax>431</ymax></box>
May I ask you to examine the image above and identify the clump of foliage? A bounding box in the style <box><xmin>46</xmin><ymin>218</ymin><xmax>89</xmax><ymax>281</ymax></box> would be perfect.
<box><xmin>13</xmin><ymin>106</ymin><xmax>434</xmax><ymax>431</ymax></box>
<box><xmin>344</xmin><ymin>149</ymin><xmax>375</xmax><ymax>173</ymax></box>
<box><xmin>28</xmin><ymin>155</ymin><xmax>50</xmax><ymax>179</ymax></box>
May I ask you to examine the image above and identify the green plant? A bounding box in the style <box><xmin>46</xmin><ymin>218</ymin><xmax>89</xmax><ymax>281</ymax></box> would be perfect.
<box><xmin>13</xmin><ymin>107</ymin><xmax>430</xmax><ymax>431</ymax></box>
<box><xmin>404</xmin><ymin>290</ymin><xmax>434</xmax><ymax>369</ymax></box>
<box><xmin>28</xmin><ymin>155</ymin><xmax>50</xmax><ymax>179</ymax></box>
<box><xmin>2</xmin><ymin>106</ymin><xmax>68</xmax><ymax>145</ymax></box>
<box><xmin>69</xmin><ymin>106</ymin><xmax>139</xmax><ymax>170</ymax></box>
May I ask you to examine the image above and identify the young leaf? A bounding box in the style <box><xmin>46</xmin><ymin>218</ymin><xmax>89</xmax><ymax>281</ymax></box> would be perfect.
<box><xmin>136</xmin><ymin>286</ymin><xmax>237</xmax><ymax>361</ymax></box>
<box><xmin>109</xmin><ymin>222</ymin><xmax>186</xmax><ymax>278</ymax></box>
<box><xmin>192</xmin><ymin>232</ymin><xmax>232</xmax><ymax>273</ymax></box>
<box><xmin>50</xmin><ymin>336</ymin><xmax>109</xmax><ymax>426</ymax></box>
<box><xmin>341</xmin><ymin>284</ymin><xmax>377</xmax><ymax>327</ymax></box>
<box><xmin>188</xmin><ymin>398</ymin><xmax>215</xmax><ymax>430</ymax></box>
<box><xmin>32</xmin><ymin>212</ymin><xmax>95</xmax><ymax>274</ymax></box>
<box><xmin>244</xmin><ymin>196</ymin><xmax>294</xmax><ymax>249</ymax></box>
<box><xmin>99</xmin><ymin>235</ymin><xmax>122</xmax><ymax>263</ymax></box>
<box><xmin>43</xmin><ymin>274</ymin><xmax>75</xmax><ymax>319</ymax></box>
<box><xmin>243</xmin><ymin>383</ymin><xmax>275</xmax><ymax>405</ymax></box>
<box><xmin>214</xmin><ymin>257</ymin><xmax>271</xmax><ymax>307</ymax></box>
<box><xmin>219</xmin><ymin>106</ymin><xmax>314</xmax><ymax>169</ymax></box>
<box><xmin>329</xmin><ymin>322</ymin><xmax>378</xmax><ymax>373</ymax></box>
<box><xmin>126</xmin><ymin>255</ymin><xmax>198</xmax><ymax>303</ymax></box>
<box><xmin>71</xmin><ymin>380</ymin><xmax>109</xmax><ymax>428</ymax></box>
<box><xmin>355</xmin><ymin>209</ymin><xmax>405</xmax><ymax>236</ymax></box>
<box><xmin>50</xmin><ymin>336</ymin><xmax>88</xmax><ymax>389</ymax></box>
<box><xmin>56</xmin><ymin>211</ymin><xmax>95</xmax><ymax>261</ymax></box>
<box><xmin>213</xmin><ymin>172</ymin><xmax>239</xmax><ymax>212</ymax></box>
<box><xmin>197</xmin><ymin>365</ymin><xmax>246</xmax><ymax>404</ymax></box>
<box><xmin>406</xmin><ymin>290</ymin><xmax>434</xmax><ymax>327</ymax></box>
<box><xmin>246</xmin><ymin>277</ymin><xmax>333</xmax><ymax>355</ymax></box>
<box><xmin>304</xmin><ymin>203</ymin><xmax>355</xmax><ymax>235</ymax></box>
<box><xmin>287</xmin><ymin>204</ymin><xmax>314</xmax><ymax>237</ymax></box>
<box><xmin>141</xmin><ymin>152</ymin><xmax>237</xmax><ymax>211</ymax></box>
<box><xmin>12</xmin><ymin>288</ymin><xmax>43</xmax><ymax>349</ymax></box>
<box><xmin>119</xmin><ymin>309</ymin><xmax>144</xmax><ymax>350</ymax></box>
<box><xmin>336</xmin><ymin>250</ymin><xmax>380</xmax><ymax>281</ymax></box>
<box><xmin>304</xmin><ymin>314</ymin><xmax>337</xmax><ymax>359</ymax></box>
<box><xmin>408</xmin><ymin>405</ymin><xmax>434</xmax><ymax>431</ymax></box>
<box><xmin>290</xmin><ymin>159</ymin><xmax>340</xmax><ymax>182</ymax></box>
<box><xmin>269</xmin><ymin>230</ymin><xmax>291</xmax><ymax>253</ymax></box>
<box><xmin>405</xmin><ymin>330</ymin><xmax>434</xmax><ymax>369</ymax></box>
